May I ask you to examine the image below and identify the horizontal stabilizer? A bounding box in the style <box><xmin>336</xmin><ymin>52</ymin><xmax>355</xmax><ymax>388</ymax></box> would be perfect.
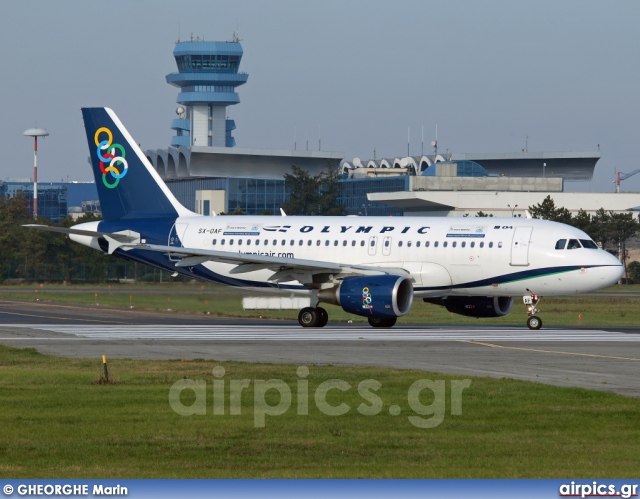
<box><xmin>23</xmin><ymin>224</ymin><xmax>140</xmax><ymax>243</ymax></box>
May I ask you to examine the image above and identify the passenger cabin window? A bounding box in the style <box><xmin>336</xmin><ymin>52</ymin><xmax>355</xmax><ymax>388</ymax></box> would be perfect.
<box><xmin>567</xmin><ymin>239</ymin><xmax>582</xmax><ymax>249</ymax></box>
<box><xmin>555</xmin><ymin>239</ymin><xmax>567</xmax><ymax>250</ymax></box>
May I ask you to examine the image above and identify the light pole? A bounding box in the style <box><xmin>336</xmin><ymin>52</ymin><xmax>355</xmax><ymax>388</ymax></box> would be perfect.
<box><xmin>508</xmin><ymin>204</ymin><xmax>518</xmax><ymax>217</ymax></box>
<box><xmin>23</xmin><ymin>128</ymin><xmax>49</xmax><ymax>219</ymax></box>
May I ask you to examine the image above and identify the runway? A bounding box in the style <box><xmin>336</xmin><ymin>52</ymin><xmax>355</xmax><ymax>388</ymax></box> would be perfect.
<box><xmin>3</xmin><ymin>323</ymin><xmax>640</xmax><ymax>342</ymax></box>
<box><xmin>0</xmin><ymin>299</ymin><xmax>639</xmax><ymax>398</ymax></box>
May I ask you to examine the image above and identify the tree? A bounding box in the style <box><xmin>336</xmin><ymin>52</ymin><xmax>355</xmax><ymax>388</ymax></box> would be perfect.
<box><xmin>475</xmin><ymin>211</ymin><xmax>493</xmax><ymax>217</ymax></box>
<box><xmin>528</xmin><ymin>195</ymin><xmax>572</xmax><ymax>224</ymax></box>
<box><xmin>0</xmin><ymin>194</ymin><xmax>32</xmax><ymax>280</ymax></box>
<box><xmin>281</xmin><ymin>164</ymin><xmax>346</xmax><ymax>216</ymax></box>
<box><xmin>590</xmin><ymin>208</ymin><xmax>612</xmax><ymax>251</ymax></box>
<box><xmin>571</xmin><ymin>209</ymin><xmax>592</xmax><ymax>234</ymax></box>
<box><xmin>628</xmin><ymin>261</ymin><xmax>640</xmax><ymax>282</ymax></box>
<box><xmin>607</xmin><ymin>212</ymin><xmax>639</xmax><ymax>281</ymax></box>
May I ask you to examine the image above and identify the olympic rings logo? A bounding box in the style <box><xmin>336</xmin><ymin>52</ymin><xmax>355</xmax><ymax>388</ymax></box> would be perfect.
<box><xmin>94</xmin><ymin>127</ymin><xmax>128</xmax><ymax>189</ymax></box>
<box><xmin>362</xmin><ymin>287</ymin><xmax>373</xmax><ymax>309</ymax></box>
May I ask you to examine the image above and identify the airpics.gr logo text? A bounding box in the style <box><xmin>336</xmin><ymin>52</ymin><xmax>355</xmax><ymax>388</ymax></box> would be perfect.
<box><xmin>94</xmin><ymin>127</ymin><xmax>128</xmax><ymax>189</ymax></box>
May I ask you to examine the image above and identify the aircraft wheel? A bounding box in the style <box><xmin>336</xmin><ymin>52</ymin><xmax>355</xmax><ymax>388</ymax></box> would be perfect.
<box><xmin>316</xmin><ymin>307</ymin><xmax>329</xmax><ymax>328</ymax></box>
<box><xmin>298</xmin><ymin>307</ymin><xmax>319</xmax><ymax>328</ymax></box>
<box><xmin>527</xmin><ymin>315</ymin><xmax>542</xmax><ymax>330</ymax></box>
<box><xmin>368</xmin><ymin>316</ymin><xmax>397</xmax><ymax>328</ymax></box>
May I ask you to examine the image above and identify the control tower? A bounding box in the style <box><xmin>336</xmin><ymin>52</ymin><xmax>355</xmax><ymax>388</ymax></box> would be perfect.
<box><xmin>166</xmin><ymin>36</ymin><xmax>248</xmax><ymax>148</ymax></box>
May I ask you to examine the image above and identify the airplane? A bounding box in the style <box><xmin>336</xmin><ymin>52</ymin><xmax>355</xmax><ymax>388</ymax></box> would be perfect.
<box><xmin>26</xmin><ymin>108</ymin><xmax>624</xmax><ymax>329</ymax></box>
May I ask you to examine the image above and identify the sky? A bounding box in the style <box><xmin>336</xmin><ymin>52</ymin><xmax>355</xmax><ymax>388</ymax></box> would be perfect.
<box><xmin>1</xmin><ymin>0</ymin><xmax>639</xmax><ymax>192</ymax></box>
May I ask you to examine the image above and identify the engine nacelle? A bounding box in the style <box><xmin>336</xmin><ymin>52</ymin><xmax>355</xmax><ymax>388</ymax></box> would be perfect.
<box><xmin>319</xmin><ymin>275</ymin><xmax>414</xmax><ymax>319</ymax></box>
<box><xmin>424</xmin><ymin>296</ymin><xmax>514</xmax><ymax>318</ymax></box>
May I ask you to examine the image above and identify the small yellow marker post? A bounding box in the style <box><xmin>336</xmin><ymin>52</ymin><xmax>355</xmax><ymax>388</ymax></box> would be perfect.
<box><xmin>102</xmin><ymin>355</ymin><xmax>109</xmax><ymax>381</ymax></box>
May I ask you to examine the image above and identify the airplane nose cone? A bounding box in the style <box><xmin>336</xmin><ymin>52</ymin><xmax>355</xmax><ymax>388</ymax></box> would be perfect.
<box><xmin>602</xmin><ymin>253</ymin><xmax>625</xmax><ymax>286</ymax></box>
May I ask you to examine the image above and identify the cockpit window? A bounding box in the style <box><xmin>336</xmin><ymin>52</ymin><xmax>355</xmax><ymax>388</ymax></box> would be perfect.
<box><xmin>555</xmin><ymin>239</ymin><xmax>566</xmax><ymax>250</ymax></box>
<box><xmin>580</xmin><ymin>239</ymin><xmax>598</xmax><ymax>249</ymax></box>
<box><xmin>567</xmin><ymin>239</ymin><xmax>582</xmax><ymax>250</ymax></box>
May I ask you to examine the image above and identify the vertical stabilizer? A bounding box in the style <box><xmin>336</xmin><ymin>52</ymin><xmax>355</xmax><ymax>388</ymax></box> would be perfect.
<box><xmin>82</xmin><ymin>107</ymin><xmax>192</xmax><ymax>221</ymax></box>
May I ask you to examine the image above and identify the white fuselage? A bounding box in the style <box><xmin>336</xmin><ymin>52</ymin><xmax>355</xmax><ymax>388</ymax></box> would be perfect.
<box><xmin>159</xmin><ymin>215</ymin><xmax>622</xmax><ymax>297</ymax></box>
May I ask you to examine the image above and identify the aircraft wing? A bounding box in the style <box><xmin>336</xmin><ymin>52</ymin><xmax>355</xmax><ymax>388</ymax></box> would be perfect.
<box><xmin>116</xmin><ymin>241</ymin><xmax>408</xmax><ymax>282</ymax></box>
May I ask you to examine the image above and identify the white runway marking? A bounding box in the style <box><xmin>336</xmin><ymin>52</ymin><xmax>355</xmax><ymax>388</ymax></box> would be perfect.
<box><xmin>2</xmin><ymin>324</ymin><xmax>639</xmax><ymax>342</ymax></box>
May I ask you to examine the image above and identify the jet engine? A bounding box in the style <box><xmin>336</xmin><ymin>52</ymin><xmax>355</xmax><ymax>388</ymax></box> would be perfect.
<box><xmin>424</xmin><ymin>296</ymin><xmax>514</xmax><ymax>318</ymax></box>
<box><xmin>319</xmin><ymin>275</ymin><xmax>414</xmax><ymax>318</ymax></box>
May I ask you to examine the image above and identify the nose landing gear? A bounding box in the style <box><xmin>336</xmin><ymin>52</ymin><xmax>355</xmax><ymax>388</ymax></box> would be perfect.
<box><xmin>523</xmin><ymin>290</ymin><xmax>542</xmax><ymax>330</ymax></box>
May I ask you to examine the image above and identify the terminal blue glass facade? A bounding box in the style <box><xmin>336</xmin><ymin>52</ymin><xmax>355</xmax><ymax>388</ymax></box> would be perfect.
<box><xmin>0</xmin><ymin>182</ymin><xmax>98</xmax><ymax>222</ymax></box>
<box><xmin>422</xmin><ymin>160</ymin><xmax>489</xmax><ymax>177</ymax></box>
<box><xmin>166</xmin><ymin>39</ymin><xmax>248</xmax><ymax>147</ymax></box>
<box><xmin>166</xmin><ymin>177</ymin><xmax>287</xmax><ymax>215</ymax></box>
<box><xmin>338</xmin><ymin>177</ymin><xmax>406</xmax><ymax>217</ymax></box>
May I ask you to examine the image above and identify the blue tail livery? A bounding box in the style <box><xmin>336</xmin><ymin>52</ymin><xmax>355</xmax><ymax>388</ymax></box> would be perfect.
<box><xmin>82</xmin><ymin>107</ymin><xmax>191</xmax><ymax>221</ymax></box>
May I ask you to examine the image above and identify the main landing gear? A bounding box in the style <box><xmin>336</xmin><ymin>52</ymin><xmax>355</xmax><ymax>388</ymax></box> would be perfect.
<box><xmin>367</xmin><ymin>317</ymin><xmax>397</xmax><ymax>328</ymax></box>
<box><xmin>298</xmin><ymin>307</ymin><xmax>329</xmax><ymax>328</ymax></box>
<box><xmin>523</xmin><ymin>290</ymin><xmax>542</xmax><ymax>330</ymax></box>
<box><xmin>296</xmin><ymin>307</ymin><xmax>396</xmax><ymax>328</ymax></box>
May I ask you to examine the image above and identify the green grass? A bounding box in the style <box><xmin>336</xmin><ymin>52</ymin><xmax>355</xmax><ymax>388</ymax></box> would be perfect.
<box><xmin>0</xmin><ymin>344</ymin><xmax>639</xmax><ymax>478</ymax></box>
<box><xmin>0</xmin><ymin>282</ymin><xmax>639</xmax><ymax>327</ymax></box>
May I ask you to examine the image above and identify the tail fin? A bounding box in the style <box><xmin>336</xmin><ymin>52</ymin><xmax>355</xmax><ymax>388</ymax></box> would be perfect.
<box><xmin>82</xmin><ymin>107</ymin><xmax>192</xmax><ymax>221</ymax></box>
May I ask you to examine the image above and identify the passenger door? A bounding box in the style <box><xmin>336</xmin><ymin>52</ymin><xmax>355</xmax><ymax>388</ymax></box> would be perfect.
<box><xmin>511</xmin><ymin>227</ymin><xmax>533</xmax><ymax>266</ymax></box>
